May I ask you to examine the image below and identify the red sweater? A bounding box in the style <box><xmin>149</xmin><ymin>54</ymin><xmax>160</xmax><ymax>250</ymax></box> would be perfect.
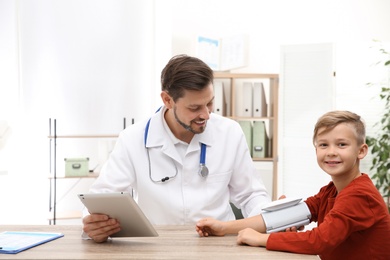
<box><xmin>266</xmin><ymin>174</ymin><xmax>390</xmax><ymax>260</ymax></box>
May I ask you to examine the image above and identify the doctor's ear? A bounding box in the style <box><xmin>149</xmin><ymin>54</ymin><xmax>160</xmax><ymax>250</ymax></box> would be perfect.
<box><xmin>161</xmin><ymin>91</ymin><xmax>174</xmax><ymax>109</ymax></box>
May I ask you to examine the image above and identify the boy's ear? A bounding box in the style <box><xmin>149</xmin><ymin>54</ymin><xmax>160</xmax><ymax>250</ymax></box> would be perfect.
<box><xmin>358</xmin><ymin>143</ymin><xmax>369</xmax><ymax>159</ymax></box>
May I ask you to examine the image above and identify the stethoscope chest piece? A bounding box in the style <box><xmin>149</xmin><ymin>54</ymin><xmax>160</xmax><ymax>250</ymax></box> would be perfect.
<box><xmin>199</xmin><ymin>164</ymin><xmax>209</xmax><ymax>178</ymax></box>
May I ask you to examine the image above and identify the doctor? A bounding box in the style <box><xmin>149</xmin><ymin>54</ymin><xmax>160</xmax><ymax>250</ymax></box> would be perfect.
<box><xmin>82</xmin><ymin>54</ymin><xmax>271</xmax><ymax>243</ymax></box>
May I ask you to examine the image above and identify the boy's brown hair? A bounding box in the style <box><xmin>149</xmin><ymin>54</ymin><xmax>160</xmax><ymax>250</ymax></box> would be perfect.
<box><xmin>313</xmin><ymin>110</ymin><xmax>366</xmax><ymax>145</ymax></box>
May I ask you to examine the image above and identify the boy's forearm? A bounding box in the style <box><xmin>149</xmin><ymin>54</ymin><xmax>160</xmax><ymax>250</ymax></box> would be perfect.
<box><xmin>224</xmin><ymin>215</ymin><xmax>266</xmax><ymax>234</ymax></box>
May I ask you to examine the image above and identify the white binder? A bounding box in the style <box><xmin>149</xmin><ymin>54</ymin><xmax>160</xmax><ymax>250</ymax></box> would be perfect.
<box><xmin>213</xmin><ymin>81</ymin><xmax>225</xmax><ymax>116</ymax></box>
<box><xmin>242</xmin><ymin>82</ymin><xmax>253</xmax><ymax>117</ymax></box>
<box><xmin>253</xmin><ymin>82</ymin><xmax>267</xmax><ymax>117</ymax></box>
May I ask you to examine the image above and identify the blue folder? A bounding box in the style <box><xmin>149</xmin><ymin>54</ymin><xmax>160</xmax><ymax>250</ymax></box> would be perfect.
<box><xmin>0</xmin><ymin>231</ymin><xmax>64</xmax><ymax>254</ymax></box>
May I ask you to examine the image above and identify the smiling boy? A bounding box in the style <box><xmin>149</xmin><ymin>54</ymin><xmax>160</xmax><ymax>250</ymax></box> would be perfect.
<box><xmin>196</xmin><ymin>110</ymin><xmax>390</xmax><ymax>259</ymax></box>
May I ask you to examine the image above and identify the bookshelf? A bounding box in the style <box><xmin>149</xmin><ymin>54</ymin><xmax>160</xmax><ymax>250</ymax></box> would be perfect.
<box><xmin>48</xmin><ymin>119</ymin><xmax>120</xmax><ymax>224</ymax></box>
<box><xmin>213</xmin><ymin>72</ymin><xmax>279</xmax><ymax>199</ymax></box>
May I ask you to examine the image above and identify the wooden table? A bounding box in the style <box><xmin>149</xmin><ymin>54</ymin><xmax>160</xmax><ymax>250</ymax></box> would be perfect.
<box><xmin>0</xmin><ymin>225</ymin><xmax>318</xmax><ymax>259</ymax></box>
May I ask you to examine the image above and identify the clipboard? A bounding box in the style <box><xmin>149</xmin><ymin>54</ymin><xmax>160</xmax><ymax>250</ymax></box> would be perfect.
<box><xmin>0</xmin><ymin>231</ymin><xmax>63</xmax><ymax>254</ymax></box>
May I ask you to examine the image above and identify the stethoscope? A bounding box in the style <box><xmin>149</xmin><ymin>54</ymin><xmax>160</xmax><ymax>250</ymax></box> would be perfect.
<box><xmin>144</xmin><ymin>108</ymin><xmax>209</xmax><ymax>183</ymax></box>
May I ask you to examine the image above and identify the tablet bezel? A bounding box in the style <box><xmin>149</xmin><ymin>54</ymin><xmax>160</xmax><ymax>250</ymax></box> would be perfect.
<box><xmin>78</xmin><ymin>192</ymin><xmax>158</xmax><ymax>237</ymax></box>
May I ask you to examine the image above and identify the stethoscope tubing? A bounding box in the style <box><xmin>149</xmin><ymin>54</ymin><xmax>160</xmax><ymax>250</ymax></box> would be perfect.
<box><xmin>144</xmin><ymin>107</ymin><xmax>208</xmax><ymax>181</ymax></box>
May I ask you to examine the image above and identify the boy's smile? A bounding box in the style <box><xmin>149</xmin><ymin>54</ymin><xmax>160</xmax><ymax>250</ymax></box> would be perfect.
<box><xmin>314</xmin><ymin>123</ymin><xmax>367</xmax><ymax>190</ymax></box>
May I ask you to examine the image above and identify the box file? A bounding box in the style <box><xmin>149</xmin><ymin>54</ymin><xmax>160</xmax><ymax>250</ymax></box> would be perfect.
<box><xmin>213</xmin><ymin>81</ymin><xmax>226</xmax><ymax>116</ymax></box>
<box><xmin>65</xmin><ymin>157</ymin><xmax>89</xmax><ymax>177</ymax></box>
<box><xmin>238</xmin><ymin>121</ymin><xmax>253</xmax><ymax>156</ymax></box>
<box><xmin>242</xmin><ymin>82</ymin><xmax>253</xmax><ymax>117</ymax></box>
<box><xmin>253</xmin><ymin>82</ymin><xmax>267</xmax><ymax>117</ymax></box>
<box><xmin>252</xmin><ymin>121</ymin><xmax>268</xmax><ymax>158</ymax></box>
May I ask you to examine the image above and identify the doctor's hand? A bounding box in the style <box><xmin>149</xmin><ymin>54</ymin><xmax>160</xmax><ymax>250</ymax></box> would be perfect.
<box><xmin>285</xmin><ymin>225</ymin><xmax>305</xmax><ymax>232</ymax></box>
<box><xmin>82</xmin><ymin>213</ymin><xmax>121</xmax><ymax>243</ymax></box>
<box><xmin>196</xmin><ymin>218</ymin><xmax>226</xmax><ymax>237</ymax></box>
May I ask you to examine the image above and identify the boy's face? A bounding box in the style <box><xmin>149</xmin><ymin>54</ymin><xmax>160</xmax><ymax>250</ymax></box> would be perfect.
<box><xmin>314</xmin><ymin>123</ymin><xmax>367</xmax><ymax>180</ymax></box>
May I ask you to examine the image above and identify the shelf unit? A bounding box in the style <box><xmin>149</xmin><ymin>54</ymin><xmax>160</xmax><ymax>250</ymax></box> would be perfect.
<box><xmin>213</xmin><ymin>72</ymin><xmax>279</xmax><ymax>200</ymax></box>
<box><xmin>48</xmin><ymin>119</ymin><xmax>121</xmax><ymax>224</ymax></box>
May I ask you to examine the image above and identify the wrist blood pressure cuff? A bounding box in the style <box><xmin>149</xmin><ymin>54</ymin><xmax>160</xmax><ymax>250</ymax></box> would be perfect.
<box><xmin>261</xmin><ymin>202</ymin><xmax>311</xmax><ymax>233</ymax></box>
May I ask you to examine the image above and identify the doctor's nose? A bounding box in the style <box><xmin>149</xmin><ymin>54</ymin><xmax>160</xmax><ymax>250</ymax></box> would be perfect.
<box><xmin>200</xmin><ymin>106</ymin><xmax>211</xmax><ymax>120</ymax></box>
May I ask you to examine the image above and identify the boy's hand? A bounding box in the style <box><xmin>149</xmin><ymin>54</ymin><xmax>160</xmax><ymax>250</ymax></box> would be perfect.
<box><xmin>196</xmin><ymin>218</ymin><xmax>226</xmax><ymax>237</ymax></box>
<box><xmin>237</xmin><ymin>228</ymin><xmax>269</xmax><ymax>247</ymax></box>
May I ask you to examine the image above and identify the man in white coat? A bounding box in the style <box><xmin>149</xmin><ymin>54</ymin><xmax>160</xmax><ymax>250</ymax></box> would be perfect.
<box><xmin>82</xmin><ymin>54</ymin><xmax>271</xmax><ymax>242</ymax></box>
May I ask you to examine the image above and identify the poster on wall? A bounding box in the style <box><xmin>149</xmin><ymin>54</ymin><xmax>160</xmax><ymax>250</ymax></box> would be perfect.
<box><xmin>196</xmin><ymin>35</ymin><xmax>248</xmax><ymax>71</ymax></box>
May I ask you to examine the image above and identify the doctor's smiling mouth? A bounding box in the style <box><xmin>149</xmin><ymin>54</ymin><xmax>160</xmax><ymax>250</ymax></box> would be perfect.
<box><xmin>173</xmin><ymin>107</ymin><xmax>209</xmax><ymax>134</ymax></box>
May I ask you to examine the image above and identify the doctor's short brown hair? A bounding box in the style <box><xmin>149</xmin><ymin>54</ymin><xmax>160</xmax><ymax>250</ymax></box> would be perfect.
<box><xmin>160</xmin><ymin>54</ymin><xmax>214</xmax><ymax>102</ymax></box>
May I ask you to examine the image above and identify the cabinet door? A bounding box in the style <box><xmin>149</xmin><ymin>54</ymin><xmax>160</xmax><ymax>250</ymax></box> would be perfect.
<box><xmin>280</xmin><ymin>43</ymin><xmax>334</xmax><ymax>199</ymax></box>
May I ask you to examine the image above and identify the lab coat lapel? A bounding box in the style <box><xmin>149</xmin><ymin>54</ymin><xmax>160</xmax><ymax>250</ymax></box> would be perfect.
<box><xmin>187</xmin><ymin>120</ymin><xmax>214</xmax><ymax>153</ymax></box>
<box><xmin>145</xmin><ymin>109</ymin><xmax>182</xmax><ymax>164</ymax></box>
<box><xmin>145</xmin><ymin>107</ymin><xmax>216</xmax><ymax>161</ymax></box>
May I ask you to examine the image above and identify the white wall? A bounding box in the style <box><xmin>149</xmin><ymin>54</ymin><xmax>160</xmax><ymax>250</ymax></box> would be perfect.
<box><xmin>169</xmin><ymin>0</ymin><xmax>390</xmax><ymax>198</ymax></box>
<box><xmin>0</xmin><ymin>0</ymin><xmax>172</xmax><ymax>224</ymax></box>
<box><xmin>0</xmin><ymin>0</ymin><xmax>19</xmax><ymax>176</ymax></box>
<box><xmin>171</xmin><ymin>0</ymin><xmax>390</xmax><ymax>71</ymax></box>
<box><xmin>0</xmin><ymin>0</ymin><xmax>389</xmax><ymax>224</ymax></box>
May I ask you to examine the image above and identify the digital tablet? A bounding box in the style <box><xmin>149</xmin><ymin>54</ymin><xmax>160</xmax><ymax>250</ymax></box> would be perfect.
<box><xmin>78</xmin><ymin>192</ymin><xmax>158</xmax><ymax>237</ymax></box>
<box><xmin>261</xmin><ymin>197</ymin><xmax>302</xmax><ymax>212</ymax></box>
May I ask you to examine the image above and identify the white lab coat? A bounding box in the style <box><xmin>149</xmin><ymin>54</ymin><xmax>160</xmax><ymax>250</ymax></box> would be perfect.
<box><xmin>89</xmin><ymin>107</ymin><xmax>271</xmax><ymax>225</ymax></box>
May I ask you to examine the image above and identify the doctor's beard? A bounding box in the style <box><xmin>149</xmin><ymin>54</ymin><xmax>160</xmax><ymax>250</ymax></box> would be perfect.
<box><xmin>173</xmin><ymin>107</ymin><xmax>207</xmax><ymax>134</ymax></box>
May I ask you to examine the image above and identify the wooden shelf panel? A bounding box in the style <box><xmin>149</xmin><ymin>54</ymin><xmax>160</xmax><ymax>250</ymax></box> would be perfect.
<box><xmin>214</xmin><ymin>72</ymin><xmax>278</xmax><ymax>79</ymax></box>
<box><xmin>48</xmin><ymin>173</ymin><xmax>99</xmax><ymax>179</ymax></box>
<box><xmin>48</xmin><ymin>135</ymin><xmax>118</xmax><ymax>138</ymax></box>
<box><xmin>228</xmin><ymin>116</ymin><xmax>275</xmax><ymax>121</ymax></box>
<box><xmin>252</xmin><ymin>157</ymin><xmax>275</xmax><ymax>162</ymax></box>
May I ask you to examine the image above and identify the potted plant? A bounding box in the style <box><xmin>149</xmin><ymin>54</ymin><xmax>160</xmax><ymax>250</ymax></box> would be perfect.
<box><xmin>366</xmin><ymin>44</ymin><xmax>390</xmax><ymax>212</ymax></box>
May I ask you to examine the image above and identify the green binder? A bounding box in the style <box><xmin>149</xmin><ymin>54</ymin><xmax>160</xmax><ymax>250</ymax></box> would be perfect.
<box><xmin>238</xmin><ymin>121</ymin><xmax>253</xmax><ymax>157</ymax></box>
<box><xmin>252</xmin><ymin>121</ymin><xmax>268</xmax><ymax>158</ymax></box>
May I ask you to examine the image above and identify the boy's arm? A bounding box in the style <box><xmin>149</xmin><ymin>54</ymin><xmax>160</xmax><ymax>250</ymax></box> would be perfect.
<box><xmin>237</xmin><ymin>228</ymin><xmax>270</xmax><ymax>247</ymax></box>
<box><xmin>226</xmin><ymin>215</ymin><xmax>267</xmax><ymax>233</ymax></box>
<box><xmin>196</xmin><ymin>215</ymin><xmax>266</xmax><ymax>237</ymax></box>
